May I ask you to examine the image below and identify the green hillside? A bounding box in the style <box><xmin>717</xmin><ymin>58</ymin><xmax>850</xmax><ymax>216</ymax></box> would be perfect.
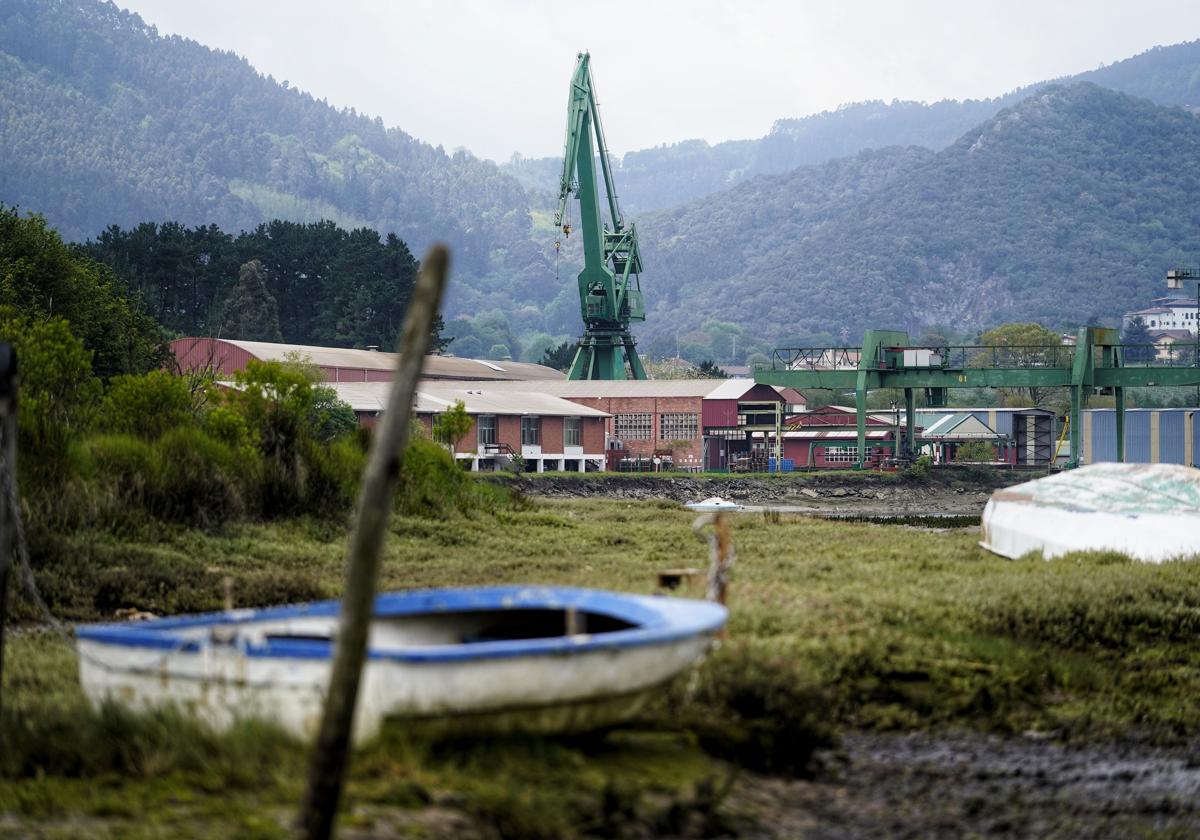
<box><xmin>637</xmin><ymin>83</ymin><xmax>1200</xmax><ymax>346</ymax></box>
<box><xmin>0</xmin><ymin>0</ymin><xmax>548</xmax><ymax>302</ymax></box>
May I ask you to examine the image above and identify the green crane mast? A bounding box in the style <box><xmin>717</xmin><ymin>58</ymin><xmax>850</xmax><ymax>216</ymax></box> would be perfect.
<box><xmin>555</xmin><ymin>52</ymin><xmax>648</xmax><ymax>380</ymax></box>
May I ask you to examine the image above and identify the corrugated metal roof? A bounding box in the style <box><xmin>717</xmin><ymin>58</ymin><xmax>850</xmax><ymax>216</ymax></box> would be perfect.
<box><xmin>218</xmin><ymin>339</ymin><xmax>564</xmax><ymax>381</ymax></box>
<box><xmin>921</xmin><ymin>413</ymin><xmax>999</xmax><ymax>439</ymax></box>
<box><xmin>326</xmin><ymin>382</ymin><xmax>609</xmax><ymax>418</ymax></box>
<box><xmin>780</xmin><ymin>429</ymin><xmax>891</xmax><ymax>440</ymax></box>
<box><xmin>422</xmin><ymin>378</ymin><xmax>744</xmax><ymax>399</ymax></box>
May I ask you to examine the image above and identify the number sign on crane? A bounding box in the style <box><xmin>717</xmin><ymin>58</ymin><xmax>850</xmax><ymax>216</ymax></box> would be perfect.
<box><xmin>555</xmin><ymin>52</ymin><xmax>648</xmax><ymax>380</ymax></box>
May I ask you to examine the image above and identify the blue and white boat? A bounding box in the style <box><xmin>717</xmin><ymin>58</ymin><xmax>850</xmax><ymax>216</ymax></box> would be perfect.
<box><xmin>76</xmin><ymin>586</ymin><xmax>727</xmax><ymax>742</ymax></box>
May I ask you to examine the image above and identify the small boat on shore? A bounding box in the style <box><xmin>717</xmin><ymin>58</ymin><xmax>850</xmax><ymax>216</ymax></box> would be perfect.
<box><xmin>980</xmin><ymin>462</ymin><xmax>1200</xmax><ymax>562</ymax></box>
<box><xmin>76</xmin><ymin>586</ymin><xmax>727</xmax><ymax>742</ymax></box>
<box><xmin>684</xmin><ymin>496</ymin><xmax>745</xmax><ymax>512</ymax></box>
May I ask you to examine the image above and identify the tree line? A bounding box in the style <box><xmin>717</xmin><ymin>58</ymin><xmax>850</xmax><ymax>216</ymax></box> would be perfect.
<box><xmin>83</xmin><ymin>218</ymin><xmax>444</xmax><ymax>350</ymax></box>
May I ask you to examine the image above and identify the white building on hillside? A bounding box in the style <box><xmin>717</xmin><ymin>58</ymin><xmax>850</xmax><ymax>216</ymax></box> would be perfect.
<box><xmin>1123</xmin><ymin>297</ymin><xmax>1200</xmax><ymax>335</ymax></box>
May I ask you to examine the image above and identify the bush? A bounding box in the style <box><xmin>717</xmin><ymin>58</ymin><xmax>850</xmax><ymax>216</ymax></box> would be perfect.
<box><xmin>0</xmin><ymin>308</ymin><xmax>100</xmax><ymax>478</ymax></box>
<box><xmin>150</xmin><ymin>427</ymin><xmax>246</xmax><ymax>526</ymax></box>
<box><xmin>954</xmin><ymin>441</ymin><xmax>997</xmax><ymax>463</ymax></box>
<box><xmin>98</xmin><ymin>370</ymin><xmax>197</xmax><ymax>439</ymax></box>
<box><xmin>904</xmin><ymin>454</ymin><xmax>933</xmax><ymax>478</ymax></box>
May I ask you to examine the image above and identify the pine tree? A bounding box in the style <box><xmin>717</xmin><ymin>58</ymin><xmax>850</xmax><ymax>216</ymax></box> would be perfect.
<box><xmin>1121</xmin><ymin>316</ymin><xmax>1154</xmax><ymax>364</ymax></box>
<box><xmin>217</xmin><ymin>260</ymin><xmax>283</xmax><ymax>342</ymax></box>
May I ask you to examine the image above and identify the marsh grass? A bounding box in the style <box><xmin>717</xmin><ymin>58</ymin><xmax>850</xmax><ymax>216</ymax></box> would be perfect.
<box><xmin>4</xmin><ymin>497</ymin><xmax>1200</xmax><ymax>835</ymax></box>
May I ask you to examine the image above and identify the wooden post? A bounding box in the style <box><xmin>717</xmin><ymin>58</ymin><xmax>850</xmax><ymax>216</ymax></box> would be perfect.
<box><xmin>0</xmin><ymin>343</ymin><xmax>16</xmax><ymax>718</ymax></box>
<box><xmin>297</xmin><ymin>246</ymin><xmax>449</xmax><ymax>840</ymax></box>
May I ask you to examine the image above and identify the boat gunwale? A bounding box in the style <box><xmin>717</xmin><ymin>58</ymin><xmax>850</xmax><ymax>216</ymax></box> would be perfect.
<box><xmin>75</xmin><ymin>586</ymin><xmax>728</xmax><ymax>663</ymax></box>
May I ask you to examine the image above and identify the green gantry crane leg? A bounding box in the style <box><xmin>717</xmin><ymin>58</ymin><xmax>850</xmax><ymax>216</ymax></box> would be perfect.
<box><xmin>555</xmin><ymin>53</ymin><xmax>648</xmax><ymax>380</ymax></box>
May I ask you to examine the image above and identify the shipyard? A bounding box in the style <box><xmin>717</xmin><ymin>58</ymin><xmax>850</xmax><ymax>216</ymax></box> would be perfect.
<box><xmin>4</xmin><ymin>3</ymin><xmax>1200</xmax><ymax>839</ymax></box>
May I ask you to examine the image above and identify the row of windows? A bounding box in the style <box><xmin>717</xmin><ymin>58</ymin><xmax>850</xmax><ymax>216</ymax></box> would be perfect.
<box><xmin>613</xmin><ymin>413</ymin><xmax>701</xmax><ymax>441</ymax></box>
<box><xmin>475</xmin><ymin>415</ymin><xmax>582</xmax><ymax>448</ymax></box>
<box><xmin>823</xmin><ymin>447</ymin><xmax>858</xmax><ymax>464</ymax></box>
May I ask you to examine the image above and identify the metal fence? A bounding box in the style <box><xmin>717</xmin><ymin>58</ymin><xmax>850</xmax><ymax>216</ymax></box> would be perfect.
<box><xmin>1110</xmin><ymin>343</ymin><xmax>1198</xmax><ymax>367</ymax></box>
<box><xmin>766</xmin><ymin>343</ymin><xmax>1200</xmax><ymax>372</ymax></box>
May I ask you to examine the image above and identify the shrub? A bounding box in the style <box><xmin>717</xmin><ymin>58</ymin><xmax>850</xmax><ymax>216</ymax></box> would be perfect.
<box><xmin>0</xmin><ymin>307</ymin><xmax>100</xmax><ymax>476</ymax></box>
<box><xmin>203</xmin><ymin>405</ymin><xmax>258</xmax><ymax>459</ymax></box>
<box><xmin>904</xmin><ymin>454</ymin><xmax>933</xmax><ymax>478</ymax></box>
<box><xmin>150</xmin><ymin>427</ymin><xmax>246</xmax><ymax>526</ymax></box>
<box><xmin>98</xmin><ymin>370</ymin><xmax>197</xmax><ymax>439</ymax></box>
<box><xmin>954</xmin><ymin>441</ymin><xmax>997</xmax><ymax>463</ymax></box>
<box><xmin>309</xmin><ymin>384</ymin><xmax>359</xmax><ymax>442</ymax></box>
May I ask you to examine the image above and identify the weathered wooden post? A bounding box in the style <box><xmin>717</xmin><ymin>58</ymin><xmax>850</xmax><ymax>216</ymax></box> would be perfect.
<box><xmin>0</xmin><ymin>343</ymin><xmax>17</xmax><ymax>717</ymax></box>
<box><xmin>298</xmin><ymin>246</ymin><xmax>449</xmax><ymax>840</ymax></box>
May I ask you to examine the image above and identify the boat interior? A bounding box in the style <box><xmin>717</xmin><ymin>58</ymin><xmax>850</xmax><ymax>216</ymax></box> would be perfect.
<box><xmin>182</xmin><ymin>608</ymin><xmax>640</xmax><ymax>648</ymax></box>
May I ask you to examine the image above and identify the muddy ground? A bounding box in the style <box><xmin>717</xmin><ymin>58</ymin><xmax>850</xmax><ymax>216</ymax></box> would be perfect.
<box><xmin>513</xmin><ymin>469</ymin><xmax>1029</xmax><ymax>517</ymax></box>
<box><xmin>734</xmin><ymin>731</ymin><xmax>1200</xmax><ymax>839</ymax></box>
<box><xmin>505</xmin><ymin>470</ymin><xmax>1200</xmax><ymax>838</ymax></box>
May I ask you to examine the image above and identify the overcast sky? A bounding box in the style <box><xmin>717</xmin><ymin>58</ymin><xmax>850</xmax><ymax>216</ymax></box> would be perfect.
<box><xmin>118</xmin><ymin>1</ymin><xmax>1200</xmax><ymax>162</ymax></box>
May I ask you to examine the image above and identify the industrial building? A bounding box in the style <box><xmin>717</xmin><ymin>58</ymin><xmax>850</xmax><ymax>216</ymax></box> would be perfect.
<box><xmin>322</xmin><ymin>377</ymin><xmax>801</xmax><ymax>472</ymax></box>
<box><xmin>170</xmin><ymin>337</ymin><xmax>565</xmax><ymax>383</ymax></box>
<box><xmin>780</xmin><ymin>406</ymin><xmax>900</xmax><ymax>468</ymax></box>
<box><xmin>1079</xmin><ymin>408</ymin><xmax>1200</xmax><ymax>466</ymax></box>
<box><xmin>424</xmin><ymin>378</ymin><xmax>800</xmax><ymax>471</ymax></box>
<box><xmin>330</xmin><ymin>382</ymin><xmax>610</xmax><ymax>472</ymax></box>
<box><xmin>916</xmin><ymin>408</ymin><xmax>1056</xmax><ymax>466</ymax></box>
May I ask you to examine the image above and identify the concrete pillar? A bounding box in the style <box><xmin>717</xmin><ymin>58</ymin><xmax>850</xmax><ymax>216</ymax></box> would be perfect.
<box><xmin>1115</xmin><ymin>388</ymin><xmax>1125</xmax><ymax>463</ymax></box>
<box><xmin>904</xmin><ymin>388</ymin><xmax>916</xmax><ymax>458</ymax></box>
<box><xmin>855</xmin><ymin>372</ymin><xmax>868</xmax><ymax>469</ymax></box>
<box><xmin>1069</xmin><ymin>385</ymin><xmax>1082</xmax><ymax>468</ymax></box>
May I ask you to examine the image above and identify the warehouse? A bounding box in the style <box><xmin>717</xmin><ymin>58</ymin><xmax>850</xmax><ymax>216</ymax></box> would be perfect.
<box><xmin>328</xmin><ymin>382</ymin><xmax>609</xmax><ymax>472</ymax></box>
<box><xmin>427</xmin><ymin>378</ymin><xmax>798</xmax><ymax>471</ymax></box>
<box><xmin>780</xmin><ymin>406</ymin><xmax>901</xmax><ymax>468</ymax></box>
<box><xmin>170</xmin><ymin>337</ymin><xmax>565</xmax><ymax>383</ymax></box>
<box><xmin>916</xmin><ymin>408</ymin><xmax>1056</xmax><ymax>466</ymax></box>
<box><xmin>1079</xmin><ymin>408</ymin><xmax>1199</xmax><ymax>466</ymax></box>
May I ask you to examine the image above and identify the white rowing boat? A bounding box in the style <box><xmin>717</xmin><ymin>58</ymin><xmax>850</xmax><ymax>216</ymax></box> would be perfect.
<box><xmin>76</xmin><ymin>585</ymin><xmax>727</xmax><ymax>742</ymax></box>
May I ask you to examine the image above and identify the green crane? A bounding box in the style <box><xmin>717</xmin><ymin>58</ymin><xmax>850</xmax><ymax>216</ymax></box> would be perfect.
<box><xmin>555</xmin><ymin>52</ymin><xmax>648</xmax><ymax>380</ymax></box>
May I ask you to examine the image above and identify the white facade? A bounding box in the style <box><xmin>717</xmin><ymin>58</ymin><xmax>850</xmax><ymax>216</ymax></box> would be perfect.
<box><xmin>1124</xmin><ymin>298</ymin><xmax>1199</xmax><ymax>335</ymax></box>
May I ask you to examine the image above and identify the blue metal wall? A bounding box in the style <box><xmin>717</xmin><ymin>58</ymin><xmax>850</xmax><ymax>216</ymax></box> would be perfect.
<box><xmin>1082</xmin><ymin>409</ymin><xmax>1195</xmax><ymax>465</ymax></box>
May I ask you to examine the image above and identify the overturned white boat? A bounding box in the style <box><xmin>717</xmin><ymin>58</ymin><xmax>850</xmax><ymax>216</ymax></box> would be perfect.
<box><xmin>684</xmin><ymin>496</ymin><xmax>745</xmax><ymax>512</ymax></box>
<box><xmin>980</xmin><ymin>462</ymin><xmax>1200</xmax><ymax>562</ymax></box>
<box><xmin>76</xmin><ymin>586</ymin><xmax>726</xmax><ymax>742</ymax></box>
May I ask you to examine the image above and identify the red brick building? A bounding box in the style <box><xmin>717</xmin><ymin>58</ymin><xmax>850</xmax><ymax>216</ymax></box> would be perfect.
<box><xmin>328</xmin><ymin>383</ymin><xmax>609</xmax><ymax>472</ymax></box>
<box><xmin>780</xmin><ymin>406</ymin><xmax>901</xmax><ymax>468</ymax></box>
<box><xmin>425</xmin><ymin>379</ymin><xmax>802</xmax><ymax>471</ymax></box>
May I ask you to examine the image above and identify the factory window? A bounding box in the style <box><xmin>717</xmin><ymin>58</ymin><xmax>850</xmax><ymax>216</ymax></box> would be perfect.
<box><xmin>614</xmin><ymin>413</ymin><xmax>652</xmax><ymax>440</ymax></box>
<box><xmin>521</xmin><ymin>416</ymin><xmax>541</xmax><ymax>446</ymax></box>
<box><xmin>824</xmin><ymin>446</ymin><xmax>858</xmax><ymax>464</ymax></box>
<box><xmin>564</xmin><ymin>417</ymin><xmax>581</xmax><ymax>447</ymax></box>
<box><xmin>477</xmin><ymin>415</ymin><xmax>497</xmax><ymax>447</ymax></box>
<box><xmin>659</xmin><ymin>413</ymin><xmax>699</xmax><ymax>441</ymax></box>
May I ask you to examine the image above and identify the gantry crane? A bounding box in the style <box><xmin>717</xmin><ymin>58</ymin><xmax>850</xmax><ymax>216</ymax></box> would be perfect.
<box><xmin>555</xmin><ymin>52</ymin><xmax>648</xmax><ymax>380</ymax></box>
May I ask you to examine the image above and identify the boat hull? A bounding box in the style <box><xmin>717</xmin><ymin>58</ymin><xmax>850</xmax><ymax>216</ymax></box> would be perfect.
<box><xmin>76</xmin><ymin>586</ymin><xmax>726</xmax><ymax>741</ymax></box>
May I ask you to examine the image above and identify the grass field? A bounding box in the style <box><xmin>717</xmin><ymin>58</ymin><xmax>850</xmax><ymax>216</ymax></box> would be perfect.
<box><xmin>3</xmin><ymin>496</ymin><xmax>1200</xmax><ymax>837</ymax></box>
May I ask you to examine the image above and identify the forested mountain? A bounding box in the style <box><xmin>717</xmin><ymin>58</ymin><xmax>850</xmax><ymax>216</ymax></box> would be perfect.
<box><xmin>636</xmin><ymin>84</ymin><xmax>1200</xmax><ymax>346</ymax></box>
<box><xmin>5</xmin><ymin>0</ymin><xmax>1200</xmax><ymax>361</ymax></box>
<box><xmin>505</xmin><ymin>40</ymin><xmax>1200</xmax><ymax>214</ymax></box>
<box><xmin>0</xmin><ymin>0</ymin><xmax>548</xmax><ymax>312</ymax></box>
